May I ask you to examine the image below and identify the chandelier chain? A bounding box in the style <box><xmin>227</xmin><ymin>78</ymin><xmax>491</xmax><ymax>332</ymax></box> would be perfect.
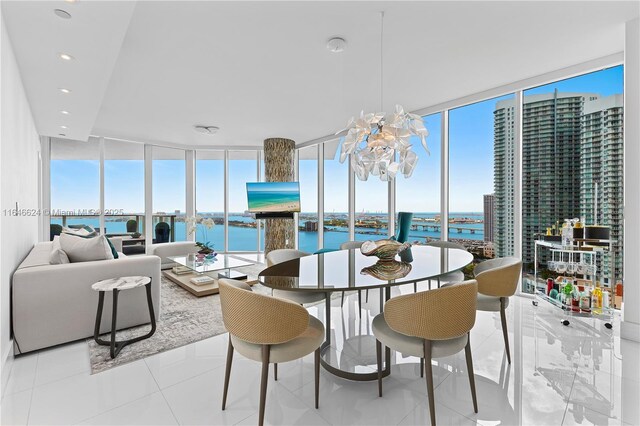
<box><xmin>380</xmin><ymin>11</ymin><xmax>384</xmax><ymax>113</ymax></box>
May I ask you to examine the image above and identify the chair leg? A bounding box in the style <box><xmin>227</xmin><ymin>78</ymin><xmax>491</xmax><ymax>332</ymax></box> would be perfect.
<box><xmin>376</xmin><ymin>339</ymin><xmax>383</xmax><ymax>397</ymax></box>
<box><xmin>274</xmin><ymin>363</ymin><xmax>278</xmax><ymax>381</ymax></box>
<box><xmin>222</xmin><ymin>337</ymin><xmax>234</xmax><ymax>410</ymax></box>
<box><xmin>500</xmin><ymin>297</ymin><xmax>511</xmax><ymax>364</ymax></box>
<box><xmin>423</xmin><ymin>340</ymin><xmax>436</xmax><ymax>426</ymax></box>
<box><xmin>259</xmin><ymin>345</ymin><xmax>270</xmax><ymax>426</ymax></box>
<box><xmin>341</xmin><ymin>291</ymin><xmax>345</xmax><ymax>307</ymax></box>
<box><xmin>314</xmin><ymin>348</ymin><xmax>320</xmax><ymax>409</ymax></box>
<box><xmin>366</xmin><ymin>289</ymin><xmax>369</xmax><ymax>303</ymax></box>
<box><xmin>358</xmin><ymin>290</ymin><xmax>362</xmax><ymax>319</ymax></box>
<box><xmin>420</xmin><ymin>358</ymin><xmax>424</xmax><ymax>378</ymax></box>
<box><xmin>414</xmin><ymin>282</ymin><xmax>417</xmax><ymax>293</ymax></box>
<box><xmin>464</xmin><ymin>333</ymin><xmax>478</xmax><ymax>413</ymax></box>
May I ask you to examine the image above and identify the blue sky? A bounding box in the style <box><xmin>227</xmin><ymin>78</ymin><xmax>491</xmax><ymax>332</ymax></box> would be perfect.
<box><xmin>52</xmin><ymin>66</ymin><xmax>623</xmax><ymax>214</ymax></box>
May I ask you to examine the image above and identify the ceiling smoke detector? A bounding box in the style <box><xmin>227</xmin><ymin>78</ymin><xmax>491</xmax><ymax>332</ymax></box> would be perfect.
<box><xmin>194</xmin><ymin>125</ymin><xmax>219</xmax><ymax>135</ymax></box>
<box><xmin>326</xmin><ymin>37</ymin><xmax>347</xmax><ymax>53</ymax></box>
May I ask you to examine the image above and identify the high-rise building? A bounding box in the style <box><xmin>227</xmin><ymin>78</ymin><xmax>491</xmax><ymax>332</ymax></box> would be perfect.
<box><xmin>580</xmin><ymin>94</ymin><xmax>624</xmax><ymax>280</ymax></box>
<box><xmin>483</xmin><ymin>193</ymin><xmax>495</xmax><ymax>242</ymax></box>
<box><xmin>493</xmin><ymin>100</ymin><xmax>517</xmax><ymax>257</ymax></box>
<box><xmin>493</xmin><ymin>91</ymin><xmax>623</xmax><ymax>282</ymax></box>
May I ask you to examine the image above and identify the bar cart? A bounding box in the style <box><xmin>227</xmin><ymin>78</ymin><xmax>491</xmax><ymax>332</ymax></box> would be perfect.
<box><xmin>532</xmin><ymin>238</ymin><xmax>616</xmax><ymax>328</ymax></box>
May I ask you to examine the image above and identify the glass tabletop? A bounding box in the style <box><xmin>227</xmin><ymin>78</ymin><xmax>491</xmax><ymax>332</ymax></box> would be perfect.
<box><xmin>259</xmin><ymin>245</ymin><xmax>474</xmax><ymax>292</ymax></box>
<box><xmin>168</xmin><ymin>253</ymin><xmax>257</xmax><ymax>274</ymax></box>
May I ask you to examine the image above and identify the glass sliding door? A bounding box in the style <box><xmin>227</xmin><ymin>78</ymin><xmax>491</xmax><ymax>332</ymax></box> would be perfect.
<box><xmin>196</xmin><ymin>150</ymin><xmax>225</xmax><ymax>251</ymax></box>
<box><xmin>50</xmin><ymin>137</ymin><xmax>100</xmax><ymax>238</ymax></box>
<box><xmin>104</xmin><ymin>140</ymin><xmax>145</xmax><ymax>237</ymax></box>
<box><xmin>228</xmin><ymin>151</ymin><xmax>258</xmax><ymax>251</ymax></box>
<box><xmin>520</xmin><ymin>66</ymin><xmax>624</xmax><ymax>295</ymax></box>
<box><xmin>152</xmin><ymin>146</ymin><xmax>186</xmax><ymax>242</ymax></box>
<box><xmin>396</xmin><ymin>113</ymin><xmax>442</xmax><ymax>244</ymax></box>
<box><xmin>323</xmin><ymin>139</ymin><xmax>350</xmax><ymax>249</ymax></box>
<box><xmin>449</xmin><ymin>94</ymin><xmax>515</xmax><ymax>276</ymax></box>
<box><xmin>298</xmin><ymin>145</ymin><xmax>318</xmax><ymax>252</ymax></box>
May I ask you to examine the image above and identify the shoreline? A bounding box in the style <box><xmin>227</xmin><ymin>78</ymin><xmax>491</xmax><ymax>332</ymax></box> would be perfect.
<box><xmin>248</xmin><ymin>202</ymin><xmax>301</xmax><ymax>212</ymax></box>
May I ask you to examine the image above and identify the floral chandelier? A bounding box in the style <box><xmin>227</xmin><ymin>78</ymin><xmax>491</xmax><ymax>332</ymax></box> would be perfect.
<box><xmin>335</xmin><ymin>11</ymin><xmax>429</xmax><ymax>182</ymax></box>
<box><xmin>338</xmin><ymin>105</ymin><xmax>429</xmax><ymax>181</ymax></box>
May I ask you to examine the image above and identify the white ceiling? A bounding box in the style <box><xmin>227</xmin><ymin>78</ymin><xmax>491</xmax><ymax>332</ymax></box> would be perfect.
<box><xmin>2</xmin><ymin>1</ymin><xmax>638</xmax><ymax>147</ymax></box>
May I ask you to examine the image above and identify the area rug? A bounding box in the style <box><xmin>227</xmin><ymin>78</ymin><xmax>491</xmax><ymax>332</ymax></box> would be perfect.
<box><xmin>87</xmin><ymin>263</ymin><xmax>270</xmax><ymax>374</ymax></box>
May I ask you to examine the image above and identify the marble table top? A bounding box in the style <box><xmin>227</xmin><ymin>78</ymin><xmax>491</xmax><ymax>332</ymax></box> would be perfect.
<box><xmin>91</xmin><ymin>276</ymin><xmax>151</xmax><ymax>292</ymax></box>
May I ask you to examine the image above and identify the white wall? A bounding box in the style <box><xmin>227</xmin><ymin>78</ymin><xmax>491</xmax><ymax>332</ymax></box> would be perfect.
<box><xmin>622</xmin><ymin>18</ymin><xmax>640</xmax><ymax>343</ymax></box>
<box><xmin>0</xmin><ymin>12</ymin><xmax>41</xmax><ymax>396</ymax></box>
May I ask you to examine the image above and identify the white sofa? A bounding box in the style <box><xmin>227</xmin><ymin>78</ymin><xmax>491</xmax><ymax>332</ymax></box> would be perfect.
<box><xmin>12</xmin><ymin>238</ymin><xmax>161</xmax><ymax>354</ymax></box>
<box><xmin>147</xmin><ymin>241</ymin><xmax>199</xmax><ymax>270</ymax></box>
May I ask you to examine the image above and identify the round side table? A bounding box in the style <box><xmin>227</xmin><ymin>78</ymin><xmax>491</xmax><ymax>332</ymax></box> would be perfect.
<box><xmin>92</xmin><ymin>276</ymin><xmax>156</xmax><ymax>358</ymax></box>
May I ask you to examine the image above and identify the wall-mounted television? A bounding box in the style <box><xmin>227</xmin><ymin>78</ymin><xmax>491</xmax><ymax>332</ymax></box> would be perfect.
<box><xmin>246</xmin><ymin>182</ymin><xmax>301</xmax><ymax>214</ymax></box>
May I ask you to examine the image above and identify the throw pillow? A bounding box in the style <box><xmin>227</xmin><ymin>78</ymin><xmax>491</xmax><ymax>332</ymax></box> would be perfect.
<box><xmin>106</xmin><ymin>237</ymin><xmax>119</xmax><ymax>259</ymax></box>
<box><xmin>49</xmin><ymin>236</ymin><xmax>70</xmax><ymax>265</ymax></box>
<box><xmin>62</xmin><ymin>225</ymin><xmax>98</xmax><ymax>238</ymax></box>
<box><xmin>59</xmin><ymin>233</ymin><xmax>115</xmax><ymax>263</ymax></box>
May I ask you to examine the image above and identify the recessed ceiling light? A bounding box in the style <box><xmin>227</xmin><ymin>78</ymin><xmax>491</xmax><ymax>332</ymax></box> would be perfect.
<box><xmin>327</xmin><ymin>37</ymin><xmax>347</xmax><ymax>53</ymax></box>
<box><xmin>54</xmin><ymin>9</ymin><xmax>71</xmax><ymax>19</ymax></box>
<box><xmin>59</xmin><ymin>88</ymin><xmax>71</xmax><ymax>94</ymax></box>
<box><xmin>194</xmin><ymin>125</ymin><xmax>219</xmax><ymax>135</ymax></box>
<box><xmin>60</xmin><ymin>125</ymin><xmax>68</xmax><ymax>129</ymax></box>
<box><xmin>64</xmin><ymin>0</ymin><xmax>77</xmax><ymax>3</ymax></box>
<box><xmin>58</xmin><ymin>53</ymin><xmax>74</xmax><ymax>61</ymax></box>
<box><xmin>60</xmin><ymin>110</ymin><xmax>70</xmax><ymax>115</ymax></box>
<box><xmin>59</xmin><ymin>133</ymin><xmax>66</xmax><ymax>136</ymax></box>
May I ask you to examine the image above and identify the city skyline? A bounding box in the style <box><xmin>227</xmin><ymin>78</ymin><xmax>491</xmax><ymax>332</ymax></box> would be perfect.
<box><xmin>493</xmin><ymin>67</ymin><xmax>624</xmax><ymax>282</ymax></box>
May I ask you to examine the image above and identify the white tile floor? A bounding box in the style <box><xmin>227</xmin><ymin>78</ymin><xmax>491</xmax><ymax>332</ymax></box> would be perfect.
<box><xmin>2</xmin><ymin>285</ymin><xmax>639</xmax><ymax>425</ymax></box>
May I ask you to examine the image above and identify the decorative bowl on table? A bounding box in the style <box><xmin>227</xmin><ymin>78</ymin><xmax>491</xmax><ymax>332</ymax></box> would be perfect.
<box><xmin>361</xmin><ymin>260</ymin><xmax>412</xmax><ymax>281</ymax></box>
<box><xmin>360</xmin><ymin>239</ymin><xmax>411</xmax><ymax>261</ymax></box>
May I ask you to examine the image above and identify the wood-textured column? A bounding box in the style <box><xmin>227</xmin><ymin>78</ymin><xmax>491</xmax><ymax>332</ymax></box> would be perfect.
<box><xmin>263</xmin><ymin>138</ymin><xmax>296</xmax><ymax>254</ymax></box>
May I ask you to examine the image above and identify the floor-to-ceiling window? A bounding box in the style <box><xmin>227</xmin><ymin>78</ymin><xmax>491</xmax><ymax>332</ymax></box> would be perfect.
<box><xmin>50</xmin><ymin>138</ymin><xmax>100</xmax><ymax>237</ymax></box>
<box><xmin>323</xmin><ymin>139</ymin><xmax>350</xmax><ymax>249</ymax></box>
<box><xmin>298</xmin><ymin>145</ymin><xmax>318</xmax><ymax>252</ymax></box>
<box><xmin>396</xmin><ymin>113</ymin><xmax>442</xmax><ymax>243</ymax></box>
<box><xmin>228</xmin><ymin>151</ymin><xmax>258</xmax><ymax>251</ymax></box>
<box><xmin>521</xmin><ymin>66</ymin><xmax>624</xmax><ymax>295</ymax></box>
<box><xmin>152</xmin><ymin>146</ymin><xmax>186</xmax><ymax>242</ymax></box>
<box><xmin>195</xmin><ymin>150</ymin><xmax>225</xmax><ymax>251</ymax></box>
<box><xmin>355</xmin><ymin>170</ymin><xmax>388</xmax><ymax>243</ymax></box>
<box><xmin>449</xmin><ymin>95</ymin><xmax>514</xmax><ymax>274</ymax></box>
<box><xmin>104</xmin><ymin>140</ymin><xmax>145</xmax><ymax>236</ymax></box>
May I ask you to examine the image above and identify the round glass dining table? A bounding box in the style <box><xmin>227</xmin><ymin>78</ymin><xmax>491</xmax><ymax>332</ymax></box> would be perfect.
<box><xmin>258</xmin><ymin>245</ymin><xmax>474</xmax><ymax>381</ymax></box>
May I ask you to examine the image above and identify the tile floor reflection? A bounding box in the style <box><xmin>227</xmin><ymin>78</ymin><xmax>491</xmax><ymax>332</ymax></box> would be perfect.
<box><xmin>1</xmin><ymin>284</ymin><xmax>638</xmax><ymax>425</ymax></box>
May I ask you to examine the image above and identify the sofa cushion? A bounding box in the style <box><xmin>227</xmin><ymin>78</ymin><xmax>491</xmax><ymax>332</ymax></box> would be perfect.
<box><xmin>49</xmin><ymin>236</ymin><xmax>70</xmax><ymax>265</ymax></box>
<box><xmin>18</xmin><ymin>242</ymin><xmax>53</xmax><ymax>269</ymax></box>
<box><xmin>63</xmin><ymin>225</ymin><xmax>98</xmax><ymax>238</ymax></box>
<box><xmin>59</xmin><ymin>233</ymin><xmax>114</xmax><ymax>263</ymax></box>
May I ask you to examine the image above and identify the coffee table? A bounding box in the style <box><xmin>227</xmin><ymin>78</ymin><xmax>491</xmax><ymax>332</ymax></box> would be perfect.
<box><xmin>163</xmin><ymin>254</ymin><xmax>258</xmax><ymax>297</ymax></box>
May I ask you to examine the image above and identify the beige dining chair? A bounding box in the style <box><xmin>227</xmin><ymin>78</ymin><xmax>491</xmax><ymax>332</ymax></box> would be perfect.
<box><xmin>473</xmin><ymin>257</ymin><xmax>522</xmax><ymax>364</ymax></box>
<box><xmin>425</xmin><ymin>240</ymin><xmax>467</xmax><ymax>289</ymax></box>
<box><xmin>266</xmin><ymin>249</ymin><xmax>326</xmax><ymax>305</ymax></box>
<box><xmin>219</xmin><ymin>279</ymin><xmax>324</xmax><ymax>426</ymax></box>
<box><xmin>373</xmin><ymin>280</ymin><xmax>479</xmax><ymax>426</ymax></box>
<box><xmin>339</xmin><ymin>241</ymin><xmax>365</xmax><ymax>315</ymax></box>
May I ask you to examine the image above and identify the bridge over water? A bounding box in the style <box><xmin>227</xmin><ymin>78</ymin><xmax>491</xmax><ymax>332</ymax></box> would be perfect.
<box><xmin>410</xmin><ymin>224</ymin><xmax>479</xmax><ymax>234</ymax></box>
